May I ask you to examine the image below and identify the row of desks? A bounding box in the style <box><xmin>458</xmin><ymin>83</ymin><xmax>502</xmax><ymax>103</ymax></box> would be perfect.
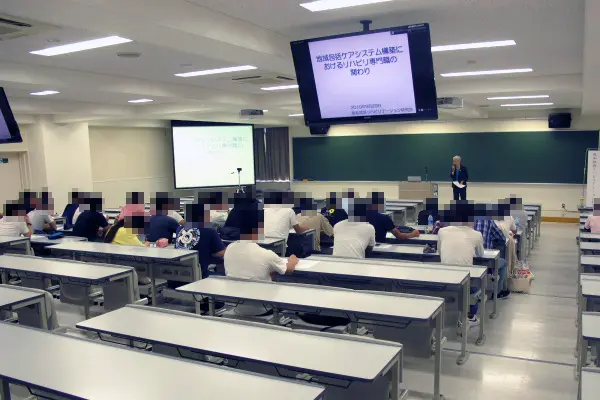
<box><xmin>576</xmin><ymin>227</ymin><xmax>600</xmax><ymax>399</ymax></box>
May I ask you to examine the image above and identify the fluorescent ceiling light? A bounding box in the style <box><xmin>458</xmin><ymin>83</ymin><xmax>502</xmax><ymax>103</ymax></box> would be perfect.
<box><xmin>175</xmin><ymin>65</ymin><xmax>257</xmax><ymax>77</ymax></box>
<box><xmin>30</xmin><ymin>36</ymin><xmax>132</xmax><ymax>56</ymax></box>
<box><xmin>488</xmin><ymin>95</ymin><xmax>550</xmax><ymax>100</ymax></box>
<box><xmin>289</xmin><ymin>113</ymin><xmax>304</xmax><ymax>117</ymax></box>
<box><xmin>262</xmin><ymin>110</ymin><xmax>269</xmax><ymax>112</ymax></box>
<box><xmin>300</xmin><ymin>0</ymin><xmax>394</xmax><ymax>12</ymax></box>
<box><xmin>431</xmin><ymin>40</ymin><xmax>516</xmax><ymax>52</ymax></box>
<box><xmin>500</xmin><ymin>102</ymin><xmax>554</xmax><ymax>107</ymax></box>
<box><xmin>30</xmin><ymin>90</ymin><xmax>59</xmax><ymax>96</ymax></box>
<box><xmin>128</xmin><ymin>99</ymin><xmax>153</xmax><ymax>103</ymax></box>
<box><xmin>261</xmin><ymin>85</ymin><xmax>299</xmax><ymax>91</ymax></box>
<box><xmin>441</xmin><ymin>68</ymin><xmax>533</xmax><ymax>77</ymax></box>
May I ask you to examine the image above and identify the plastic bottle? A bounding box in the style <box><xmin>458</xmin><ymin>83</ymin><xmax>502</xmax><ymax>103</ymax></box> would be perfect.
<box><xmin>427</xmin><ymin>214</ymin><xmax>433</xmax><ymax>233</ymax></box>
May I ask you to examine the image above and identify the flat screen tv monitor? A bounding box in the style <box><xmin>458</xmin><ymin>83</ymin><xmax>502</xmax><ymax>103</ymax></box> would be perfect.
<box><xmin>171</xmin><ymin>121</ymin><xmax>255</xmax><ymax>189</ymax></box>
<box><xmin>0</xmin><ymin>88</ymin><xmax>23</xmax><ymax>144</ymax></box>
<box><xmin>290</xmin><ymin>23</ymin><xmax>438</xmax><ymax>126</ymax></box>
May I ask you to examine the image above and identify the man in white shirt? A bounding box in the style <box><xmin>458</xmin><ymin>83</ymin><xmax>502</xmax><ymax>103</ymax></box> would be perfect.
<box><xmin>333</xmin><ymin>200</ymin><xmax>376</xmax><ymax>259</ymax></box>
<box><xmin>437</xmin><ymin>201</ymin><xmax>484</xmax><ymax>327</ymax></box>
<box><xmin>0</xmin><ymin>202</ymin><xmax>32</xmax><ymax>237</ymax></box>
<box><xmin>263</xmin><ymin>191</ymin><xmax>306</xmax><ymax>241</ymax></box>
<box><xmin>225</xmin><ymin>204</ymin><xmax>298</xmax><ymax>316</ymax></box>
<box><xmin>28</xmin><ymin>191</ymin><xmax>56</xmax><ymax>233</ymax></box>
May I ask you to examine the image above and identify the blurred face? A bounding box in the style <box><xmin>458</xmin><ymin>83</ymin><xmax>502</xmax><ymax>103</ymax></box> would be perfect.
<box><xmin>453</xmin><ymin>157</ymin><xmax>461</xmax><ymax>167</ymax></box>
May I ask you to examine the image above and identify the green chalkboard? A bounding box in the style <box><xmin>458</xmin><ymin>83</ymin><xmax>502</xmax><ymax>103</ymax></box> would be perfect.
<box><xmin>293</xmin><ymin>130</ymin><xmax>598</xmax><ymax>183</ymax></box>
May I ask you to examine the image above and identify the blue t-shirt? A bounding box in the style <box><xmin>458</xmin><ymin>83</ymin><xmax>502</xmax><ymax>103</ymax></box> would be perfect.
<box><xmin>455</xmin><ymin>169</ymin><xmax>460</xmax><ymax>182</ymax></box>
<box><xmin>147</xmin><ymin>214</ymin><xmax>179</xmax><ymax>243</ymax></box>
<box><xmin>62</xmin><ymin>204</ymin><xmax>79</xmax><ymax>229</ymax></box>
<box><xmin>366</xmin><ymin>210</ymin><xmax>396</xmax><ymax>243</ymax></box>
<box><xmin>175</xmin><ymin>225</ymin><xmax>225</xmax><ymax>278</ymax></box>
<box><xmin>72</xmin><ymin>210</ymin><xmax>108</xmax><ymax>241</ymax></box>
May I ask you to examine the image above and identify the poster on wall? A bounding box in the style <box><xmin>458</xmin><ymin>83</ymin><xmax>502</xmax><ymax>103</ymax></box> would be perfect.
<box><xmin>586</xmin><ymin>150</ymin><xmax>600</xmax><ymax>207</ymax></box>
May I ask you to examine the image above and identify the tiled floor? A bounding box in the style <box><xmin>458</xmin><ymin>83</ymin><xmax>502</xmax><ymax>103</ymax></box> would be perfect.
<box><xmin>9</xmin><ymin>222</ymin><xmax>580</xmax><ymax>399</ymax></box>
<box><xmin>404</xmin><ymin>222</ymin><xmax>579</xmax><ymax>399</ymax></box>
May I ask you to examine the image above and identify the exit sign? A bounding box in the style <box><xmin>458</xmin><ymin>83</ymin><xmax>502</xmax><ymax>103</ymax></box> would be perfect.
<box><xmin>0</xmin><ymin>158</ymin><xmax>7</xmax><ymax>164</ymax></box>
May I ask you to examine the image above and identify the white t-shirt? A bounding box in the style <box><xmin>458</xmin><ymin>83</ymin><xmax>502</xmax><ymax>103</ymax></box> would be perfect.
<box><xmin>224</xmin><ymin>241</ymin><xmax>288</xmax><ymax>316</ymax></box>
<box><xmin>27</xmin><ymin>210</ymin><xmax>54</xmax><ymax>232</ymax></box>
<box><xmin>438</xmin><ymin>225</ymin><xmax>485</xmax><ymax>266</ymax></box>
<box><xmin>264</xmin><ymin>207</ymin><xmax>297</xmax><ymax>241</ymax></box>
<box><xmin>0</xmin><ymin>217</ymin><xmax>29</xmax><ymax>237</ymax></box>
<box><xmin>333</xmin><ymin>220</ymin><xmax>376</xmax><ymax>259</ymax></box>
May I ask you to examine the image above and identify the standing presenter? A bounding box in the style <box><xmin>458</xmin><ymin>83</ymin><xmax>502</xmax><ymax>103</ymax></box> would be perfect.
<box><xmin>451</xmin><ymin>155</ymin><xmax>469</xmax><ymax>200</ymax></box>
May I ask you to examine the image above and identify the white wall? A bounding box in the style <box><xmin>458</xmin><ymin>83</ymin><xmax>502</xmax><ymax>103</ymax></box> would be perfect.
<box><xmin>290</xmin><ymin>116</ymin><xmax>600</xmax><ymax>217</ymax></box>
<box><xmin>88</xmin><ymin>126</ymin><xmax>173</xmax><ymax>208</ymax></box>
<box><xmin>0</xmin><ymin>152</ymin><xmax>24</xmax><ymax>207</ymax></box>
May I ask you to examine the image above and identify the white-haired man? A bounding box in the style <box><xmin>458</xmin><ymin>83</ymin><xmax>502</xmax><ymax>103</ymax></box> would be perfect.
<box><xmin>451</xmin><ymin>155</ymin><xmax>469</xmax><ymax>200</ymax></box>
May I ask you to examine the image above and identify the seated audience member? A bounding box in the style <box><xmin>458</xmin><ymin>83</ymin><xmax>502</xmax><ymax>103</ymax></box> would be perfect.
<box><xmin>222</xmin><ymin>191</ymin><xmax>259</xmax><ymax>240</ymax></box>
<box><xmin>62</xmin><ymin>191</ymin><xmax>82</xmax><ymax>230</ymax></box>
<box><xmin>367</xmin><ymin>192</ymin><xmax>419</xmax><ymax>243</ymax></box>
<box><xmin>263</xmin><ymin>191</ymin><xmax>306</xmax><ymax>241</ymax></box>
<box><xmin>438</xmin><ymin>201</ymin><xmax>484</xmax><ymax>327</ymax></box>
<box><xmin>0</xmin><ymin>202</ymin><xmax>32</xmax><ymax>237</ymax></box>
<box><xmin>585</xmin><ymin>199</ymin><xmax>600</xmax><ymax>233</ymax></box>
<box><xmin>474</xmin><ymin>214</ymin><xmax>510</xmax><ymax>299</ymax></box>
<box><xmin>104</xmin><ymin>204</ymin><xmax>168</xmax><ymax>247</ymax></box>
<box><xmin>224</xmin><ymin>203</ymin><xmax>299</xmax><ymax>316</ymax></box>
<box><xmin>72</xmin><ymin>197</ymin><xmax>110</xmax><ymax>242</ymax></box>
<box><xmin>115</xmin><ymin>192</ymin><xmax>146</xmax><ymax>222</ymax></box>
<box><xmin>321</xmin><ymin>192</ymin><xmax>349</xmax><ymax>226</ymax></box>
<box><xmin>175</xmin><ymin>195</ymin><xmax>226</xmax><ymax>280</ymax></box>
<box><xmin>147</xmin><ymin>193</ymin><xmax>180</xmax><ymax>243</ymax></box>
<box><xmin>333</xmin><ymin>199</ymin><xmax>376</xmax><ymax>259</ymax></box>
<box><xmin>296</xmin><ymin>197</ymin><xmax>333</xmax><ymax>252</ymax></box>
<box><xmin>165</xmin><ymin>195</ymin><xmax>185</xmax><ymax>226</ymax></box>
<box><xmin>28</xmin><ymin>191</ymin><xmax>57</xmax><ymax>233</ymax></box>
<box><xmin>418</xmin><ymin>198</ymin><xmax>441</xmax><ymax>226</ymax></box>
<box><xmin>19</xmin><ymin>191</ymin><xmax>37</xmax><ymax>214</ymax></box>
<box><xmin>509</xmin><ymin>197</ymin><xmax>530</xmax><ymax>232</ymax></box>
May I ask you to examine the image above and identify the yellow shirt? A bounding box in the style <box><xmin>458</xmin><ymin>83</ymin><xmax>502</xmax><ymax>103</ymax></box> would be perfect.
<box><xmin>111</xmin><ymin>227</ymin><xmax>144</xmax><ymax>246</ymax></box>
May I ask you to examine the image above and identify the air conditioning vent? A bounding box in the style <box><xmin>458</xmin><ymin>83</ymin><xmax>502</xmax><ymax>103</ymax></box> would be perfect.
<box><xmin>0</xmin><ymin>14</ymin><xmax>56</xmax><ymax>41</ymax></box>
<box><xmin>227</xmin><ymin>73</ymin><xmax>296</xmax><ymax>86</ymax></box>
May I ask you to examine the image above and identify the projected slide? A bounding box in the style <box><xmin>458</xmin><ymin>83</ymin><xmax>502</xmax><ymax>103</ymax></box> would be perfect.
<box><xmin>308</xmin><ymin>31</ymin><xmax>416</xmax><ymax>119</ymax></box>
<box><xmin>172</xmin><ymin>125</ymin><xmax>255</xmax><ymax>188</ymax></box>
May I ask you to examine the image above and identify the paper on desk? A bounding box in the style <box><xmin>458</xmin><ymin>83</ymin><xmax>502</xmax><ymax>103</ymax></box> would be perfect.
<box><xmin>453</xmin><ymin>181</ymin><xmax>466</xmax><ymax>189</ymax></box>
<box><xmin>375</xmin><ymin>244</ymin><xmax>392</xmax><ymax>250</ymax></box>
<box><xmin>286</xmin><ymin>259</ymin><xmax>320</xmax><ymax>270</ymax></box>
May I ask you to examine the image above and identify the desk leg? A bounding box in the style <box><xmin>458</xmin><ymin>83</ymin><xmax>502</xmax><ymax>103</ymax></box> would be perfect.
<box><xmin>124</xmin><ymin>273</ymin><xmax>135</xmax><ymax>305</ymax></box>
<box><xmin>208</xmin><ymin>297</ymin><xmax>215</xmax><ymax>316</ymax></box>
<box><xmin>390</xmin><ymin>358</ymin><xmax>401</xmax><ymax>400</ymax></box>
<box><xmin>0</xmin><ymin>378</ymin><xmax>10</xmax><ymax>400</ymax></box>
<box><xmin>38</xmin><ymin>298</ymin><xmax>48</xmax><ymax>330</ymax></box>
<box><xmin>280</xmin><ymin>242</ymin><xmax>286</xmax><ymax>257</ymax></box>
<box><xmin>433</xmin><ymin>309</ymin><xmax>443</xmax><ymax>399</ymax></box>
<box><xmin>477</xmin><ymin>276</ymin><xmax>487</xmax><ymax>346</ymax></box>
<box><xmin>577</xmin><ymin>296</ymin><xmax>586</xmax><ymax>378</ymax></box>
<box><xmin>457</xmin><ymin>280</ymin><xmax>469</xmax><ymax>365</ymax></box>
<box><xmin>0</xmin><ymin>271</ymin><xmax>7</xmax><ymax>285</ymax></box>
<box><xmin>490</xmin><ymin>259</ymin><xmax>499</xmax><ymax>319</ymax></box>
<box><xmin>149</xmin><ymin>264</ymin><xmax>158</xmax><ymax>307</ymax></box>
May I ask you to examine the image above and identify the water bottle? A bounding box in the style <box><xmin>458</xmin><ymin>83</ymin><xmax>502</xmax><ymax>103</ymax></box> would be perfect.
<box><xmin>427</xmin><ymin>215</ymin><xmax>434</xmax><ymax>233</ymax></box>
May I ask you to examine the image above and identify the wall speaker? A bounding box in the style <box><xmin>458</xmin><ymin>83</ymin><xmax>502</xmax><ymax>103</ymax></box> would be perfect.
<box><xmin>310</xmin><ymin>125</ymin><xmax>330</xmax><ymax>135</ymax></box>
<box><xmin>549</xmin><ymin>113</ymin><xmax>571</xmax><ymax>129</ymax></box>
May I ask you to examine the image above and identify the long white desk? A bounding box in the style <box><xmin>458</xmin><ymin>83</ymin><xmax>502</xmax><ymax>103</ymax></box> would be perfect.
<box><xmin>48</xmin><ymin>241</ymin><xmax>200</xmax><ymax>311</ymax></box>
<box><xmin>279</xmin><ymin>257</ymin><xmax>472</xmax><ymax>364</ymax></box>
<box><xmin>581</xmin><ymin>242</ymin><xmax>600</xmax><ymax>254</ymax></box>
<box><xmin>0</xmin><ymin>322</ymin><xmax>325</xmax><ymax>400</ymax></box>
<box><xmin>0</xmin><ymin>237</ymin><xmax>32</xmax><ymax>259</ymax></box>
<box><xmin>581</xmin><ymin>232</ymin><xmax>600</xmax><ymax>242</ymax></box>
<box><xmin>581</xmin><ymin>368</ymin><xmax>600</xmax><ymax>400</ymax></box>
<box><xmin>383</xmin><ymin>206</ymin><xmax>407</xmax><ymax>226</ymax></box>
<box><xmin>304</xmin><ymin>255</ymin><xmax>488</xmax><ymax>348</ymax></box>
<box><xmin>177</xmin><ymin>276</ymin><xmax>446</xmax><ymax>399</ymax></box>
<box><xmin>0</xmin><ymin>285</ymin><xmax>48</xmax><ymax>330</ymax></box>
<box><xmin>0</xmin><ymin>255</ymin><xmax>135</xmax><ymax>319</ymax></box>
<box><xmin>386</xmin><ymin>232</ymin><xmax>438</xmax><ymax>245</ymax></box>
<box><xmin>578</xmin><ymin>312</ymin><xmax>600</xmax><ymax>393</ymax></box>
<box><xmin>524</xmin><ymin>203</ymin><xmax>542</xmax><ymax>239</ymax></box>
<box><xmin>77</xmin><ymin>305</ymin><xmax>403</xmax><ymax>400</ymax></box>
<box><xmin>370</xmin><ymin>243</ymin><xmax>502</xmax><ymax>318</ymax></box>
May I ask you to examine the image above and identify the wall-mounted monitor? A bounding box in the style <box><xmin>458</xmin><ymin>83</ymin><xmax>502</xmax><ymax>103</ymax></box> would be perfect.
<box><xmin>291</xmin><ymin>23</ymin><xmax>438</xmax><ymax>126</ymax></box>
<box><xmin>0</xmin><ymin>88</ymin><xmax>23</xmax><ymax>144</ymax></box>
<box><xmin>171</xmin><ymin>121</ymin><xmax>255</xmax><ymax>189</ymax></box>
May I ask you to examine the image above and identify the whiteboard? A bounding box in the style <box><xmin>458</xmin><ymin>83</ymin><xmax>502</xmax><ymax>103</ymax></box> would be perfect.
<box><xmin>586</xmin><ymin>150</ymin><xmax>600</xmax><ymax>207</ymax></box>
